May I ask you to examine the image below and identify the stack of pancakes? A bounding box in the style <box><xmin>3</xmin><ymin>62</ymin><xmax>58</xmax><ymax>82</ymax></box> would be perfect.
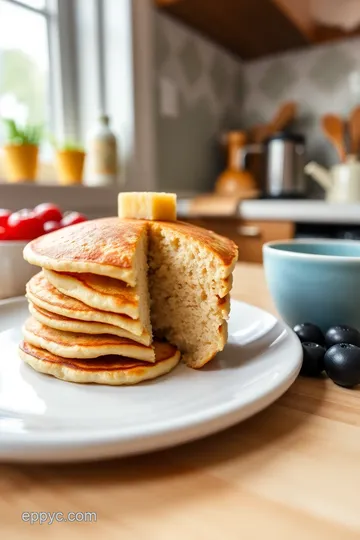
<box><xmin>20</xmin><ymin>217</ymin><xmax>238</xmax><ymax>385</ymax></box>
<box><xmin>20</xmin><ymin>219</ymin><xmax>180</xmax><ymax>385</ymax></box>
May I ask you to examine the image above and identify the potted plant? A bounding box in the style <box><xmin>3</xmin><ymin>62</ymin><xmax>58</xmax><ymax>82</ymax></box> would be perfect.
<box><xmin>2</xmin><ymin>119</ymin><xmax>42</xmax><ymax>183</ymax></box>
<box><xmin>53</xmin><ymin>139</ymin><xmax>86</xmax><ymax>186</ymax></box>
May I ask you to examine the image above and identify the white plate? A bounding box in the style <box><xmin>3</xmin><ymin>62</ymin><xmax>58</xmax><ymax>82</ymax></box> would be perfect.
<box><xmin>0</xmin><ymin>298</ymin><xmax>302</xmax><ymax>462</ymax></box>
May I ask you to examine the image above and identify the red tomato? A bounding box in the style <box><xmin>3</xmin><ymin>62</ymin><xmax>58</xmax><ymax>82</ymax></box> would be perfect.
<box><xmin>0</xmin><ymin>209</ymin><xmax>11</xmax><ymax>228</ymax></box>
<box><xmin>61</xmin><ymin>212</ymin><xmax>87</xmax><ymax>227</ymax></box>
<box><xmin>43</xmin><ymin>220</ymin><xmax>62</xmax><ymax>233</ymax></box>
<box><xmin>7</xmin><ymin>209</ymin><xmax>44</xmax><ymax>240</ymax></box>
<box><xmin>34</xmin><ymin>203</ymin><xmax>62</xmax><ymax>223</ymax></box>
<box><xmin>0</xmin><ymin>226</ymin><xmax>9</xmax><ymax>241</ymax></box>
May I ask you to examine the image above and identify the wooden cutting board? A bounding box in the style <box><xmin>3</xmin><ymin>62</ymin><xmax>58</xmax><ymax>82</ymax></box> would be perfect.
<box><xmin>188</xmin><ymin>192</ymin><xmax>258</xmax><ymax>217</ymax></box>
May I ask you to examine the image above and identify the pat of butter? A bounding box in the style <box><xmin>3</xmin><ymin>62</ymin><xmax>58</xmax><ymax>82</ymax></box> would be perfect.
<box><xmin>118</xmin><ymin>192</ymin><xmax>177</xmax><ymax>221</ymax></box>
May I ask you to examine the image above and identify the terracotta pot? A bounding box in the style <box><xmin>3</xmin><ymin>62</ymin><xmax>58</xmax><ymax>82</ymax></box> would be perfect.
<box><xmin>56</xmin><ymin>150</ymin><xmax>86</xmax><ymax>185</ymax></box>
<box><xmin>56</xmin><ymin>150</ymin><xmax>86</xmax><ymax>186</ymax></box>
<box><xmin>3</xmin><ymin>144</ymin><xmax>38</xmax><ymax>183</ymax></box>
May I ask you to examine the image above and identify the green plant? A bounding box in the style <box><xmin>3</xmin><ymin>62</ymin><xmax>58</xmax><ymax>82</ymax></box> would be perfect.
<box><xmin>49</xmin><ymin>135</ymin><xmax>84</xmax><ymax>152</ymax></box>
<box><xmin>2</xmin><ymin>118</ymin><xmax>42</xmax><ymax>145</ymax></box>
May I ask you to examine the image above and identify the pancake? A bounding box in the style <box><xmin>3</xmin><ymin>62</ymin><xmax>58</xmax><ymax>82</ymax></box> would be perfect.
<box><xmin>44</xmin><ymin>269</ymin><xmax>139</xmax><ymax>318</ymax></box>
<box><xmin>23</xmin><ymin>317</ymin><xmax>155</xmax><ymax>362</ymax></box>
<box><xmin>26</xmin><ymin>272</ymin><xmax>148</xmax><ymax>338</ymax></box>
<box><xmin>23</xmin><ymin>218</ymin><xmax>148</xmax><ymax>286</ymax></box>
<box><xmin>29</xmin><ymin>303</ymin><xmax>150</xmax><ymax>346</ymax></box>
<box><xmin>19</xmin><ymin>340</ymin><xmax>181</xmax><ymax>385</ymax></box>
<box><xmin>148</xmin><ymin>220</ymin><xmax>237</xmax><ymax>368</ymax></box>
<box><xmin>23</xmin><ymin>216</ymin><xmax>238</xmax><ymax>370</ymax></box>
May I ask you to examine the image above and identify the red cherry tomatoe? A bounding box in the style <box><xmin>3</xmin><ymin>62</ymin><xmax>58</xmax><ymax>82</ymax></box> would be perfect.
<box><xmin>43</xmin><ymin>220</ymin><xmax>62</xmax><ymax>233</ymax></box>
<box><xmin>61</xmin><ymin>212</ymin><xmax>87</xmax><ymax>227</ymax></box>
<box><xmin>0</xmin><ymin>209</ymin><xmax>11</xmax><ymax>228</ymax></box>
<box><xmin>0</xmin><ymin>226</ymin><xmax>9</xmax><ymax>241</ymax></box>
<box><xmin>7</xmin><ymin>209</ymin><xmax>44</xmax><ymax>240</ymax></box>
<box><xmin>34</xmin><ymin>203</ymin><xmax>63</xmax><ymax>224</ymax></box>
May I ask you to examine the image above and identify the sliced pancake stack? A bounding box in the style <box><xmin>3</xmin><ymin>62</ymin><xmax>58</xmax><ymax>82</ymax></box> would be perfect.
<box><xmin>20</xmin><ymin>218</ymin><xmax>180</xmax><ymax>385</ymax></box>
<box><xmin>20</xmin><ymin>214</ymin><xmax>238</xmax><ymax>385</ymax></box>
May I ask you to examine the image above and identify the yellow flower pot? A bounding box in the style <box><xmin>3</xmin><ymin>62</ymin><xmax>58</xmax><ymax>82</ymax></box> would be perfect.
<box><xmin>56</xmin><ymin>150</ymin><xmax>86</xmax><ymax>186</ymax></box>
<box><xmin>3</xmin><ymin>144</ymin><xmax>39</xmax><ymax>183</ymax></box>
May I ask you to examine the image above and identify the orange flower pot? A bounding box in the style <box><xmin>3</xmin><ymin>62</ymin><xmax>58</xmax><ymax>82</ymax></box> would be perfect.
<box><xmin>56</xmin><ymin>150</ymin><xmax>85</xmax><ymax>186</ymax></box>
<box><xmin>3</xmin><ymin>144</ymin><xmax>39</xmax><ymax>183</ymax></box>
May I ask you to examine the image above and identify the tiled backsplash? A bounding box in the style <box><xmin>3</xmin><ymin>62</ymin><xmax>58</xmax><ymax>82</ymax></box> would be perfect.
<box><xmin>154</xmin><ymin>12</ymin><xmax>244</xmax><ymax>192</ymax></box>
<box><xmin>154</xmin><ymin>11</ymin><xmax>360</xmax><ymax>194</ymax></box>
<box><xmin>240</xmin><ymin>36</ymin><xmax>360</xmax><ymax>169</ymax></box>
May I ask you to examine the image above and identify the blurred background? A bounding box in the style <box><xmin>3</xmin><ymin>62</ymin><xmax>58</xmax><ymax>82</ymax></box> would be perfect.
<box><xmin>2</xmin><ymin>0</ymin><xmax>360</xmax><ymax>258</ymax></box>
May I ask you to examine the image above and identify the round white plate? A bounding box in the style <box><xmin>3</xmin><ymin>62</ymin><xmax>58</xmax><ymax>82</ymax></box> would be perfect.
<box><xmin>0</xmin><ymin>298</ymin><xmax>302</xmax><ymax>462</ymax></box>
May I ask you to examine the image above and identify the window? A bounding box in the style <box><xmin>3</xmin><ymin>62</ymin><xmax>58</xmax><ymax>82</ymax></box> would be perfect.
<box><xmin>0</xmin><ymin>0</ymin><xmax>52</xmax><ymax>140</ymax></box>
<box><xmin>0</xmin><ymin>0</ymin><xmax>147</xmax><ymax>196</ymax></box>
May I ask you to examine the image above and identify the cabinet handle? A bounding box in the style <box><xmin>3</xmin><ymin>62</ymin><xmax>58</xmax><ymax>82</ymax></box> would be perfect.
<box><xmin>237</xmin><ymin>225</ymin><xmax>261</xmax><ymax>237</ymax></box>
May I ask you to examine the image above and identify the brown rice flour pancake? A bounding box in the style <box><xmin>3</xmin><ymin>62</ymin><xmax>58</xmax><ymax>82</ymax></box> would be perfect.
<box><xmin>29</xmin><ymin>302</ymin><xmax>150</xmax><ymax>346</ymax></box>
<box><xmin>23</xmin><ymin>217</ymin><xmax>148</xmax><ymax>286</ymax></box>
<box><xmin>22</xmin><ymin>317</ymin><xmax>155</xmax><ymax>362</ymax></box>
<box><xmin>43</xmin><ymin>269</ymin><xmax>140</xmax><ymax>319</ymax></box>
<box><xmin>26</xmin><ymin>272</ymin><xmax>149</xmax><ymax>340</ymax></box>
<box><xmin>19</xmin><ymin>341</ymin><xmax>180</xmax><ymax>385</ymax></box>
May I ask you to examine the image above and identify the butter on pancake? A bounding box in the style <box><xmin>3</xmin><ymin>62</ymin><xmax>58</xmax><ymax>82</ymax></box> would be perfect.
<box><xmin>29</xmin><ymin>302</ymin><xmax>150</xmax><ymax>346</ymax></box>
<box><xmin>23</xmin><ymin>317</ymin><xmax>155</xmax><ymax>362</ymax></box>
<box><xmin>26</xmin><ymin>272</ymin><xmax>148</xmax><ymax>338</ymax></box>
<box><xmin>19</xmin><ymin>340</ymin><xmax>180</xmax><ymax>385</ymax></box>
<box><xmin>43</xmin><ymin>269</ymin><xmax>139</xmax><ymax>318</ymax></box>
<box><xmin>23</xmin><ymin>217</ymin><xmax>148</xmax><ymax>286</ymax></box>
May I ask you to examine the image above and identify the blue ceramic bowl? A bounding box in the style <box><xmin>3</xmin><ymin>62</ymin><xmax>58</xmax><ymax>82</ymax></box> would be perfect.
<box><xmin>263</xmin><ymin>239</ymin><xmax>360</xmax><ymax>332</ymax></box>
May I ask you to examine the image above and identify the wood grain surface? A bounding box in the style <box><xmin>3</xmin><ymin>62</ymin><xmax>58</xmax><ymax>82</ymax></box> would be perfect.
<box><xmin>2</xmin><ymin>263</ymin><xmax>360</xmax><ymax>539</ymax></box>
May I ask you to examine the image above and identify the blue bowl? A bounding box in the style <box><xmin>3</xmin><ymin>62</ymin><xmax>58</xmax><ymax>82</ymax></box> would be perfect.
<box><xmin>263</xmin><ymin>239</ymin><xmax>360</xmax><ymax>332</ymax></box>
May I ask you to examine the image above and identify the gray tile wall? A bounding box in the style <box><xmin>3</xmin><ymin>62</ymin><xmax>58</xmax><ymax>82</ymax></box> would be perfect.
<box><xmin>154</xmin><ymin>11</ymin><xmax>360</xmax><ymax>194</ymax></box>
<box><xmin>154</xmin><ymin>12</ymin><xmax>244</xmax><ymax>192</ymax></box>
<box><xmin>240</xmin><ymin>36</ymin><xmax>360</xmax><ymax>170</ymax></box>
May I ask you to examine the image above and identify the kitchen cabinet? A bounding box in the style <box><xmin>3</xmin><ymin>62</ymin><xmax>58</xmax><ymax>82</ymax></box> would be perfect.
<box><xmin>183</xmin><ymin>218</ymin><xmax>294</xmax><ymax>263</ymax></box>
<box><xmin>156</xmin><ymin>0</ymin><xmax>360</xmax><ymax>60</ymax></box>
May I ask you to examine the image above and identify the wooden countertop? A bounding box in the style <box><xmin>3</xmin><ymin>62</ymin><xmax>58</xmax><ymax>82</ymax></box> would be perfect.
<box><xmin>3</xmin><ymin>263</ymin><xmax>360</xmax><ymax>539</ymax></box>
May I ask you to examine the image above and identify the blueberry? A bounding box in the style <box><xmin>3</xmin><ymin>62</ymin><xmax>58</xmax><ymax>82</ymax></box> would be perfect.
<box><xmin>324</xmin><ymin>343</ymin><xmax>360</xmax><ymax>388</ymax></box>
<box><xmin>301</xmin><ymin>342</ymin><xmax>326</xmax><ymax>377</ymax></box>
<box><xmin>293</xmin><ymin>323</ymin><xmax>324</xmax><ymax>345</ymax></box>
<box><xmin>325</xmin><ymin>325</ymin><xmax>360</xmax><ymax>349</ymax></box>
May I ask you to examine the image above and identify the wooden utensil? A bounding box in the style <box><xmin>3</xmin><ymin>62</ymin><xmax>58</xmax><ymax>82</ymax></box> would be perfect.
<box><xmin>270</xmin><ymin>101</ymin><xmax>297</xmax><ymax>134</ymax></box>
<box><xmin>349</xmin><ymin>106</ymin><xmax>360</xmax><ymax>156</ymax></box>
<box><xmin>322</xmin><ymin>114</ymin><xmax>346</xmax><ymax>162</ymax></box>
<box><xmin>249</xmin><ymin>101</ymin><xmax>297</xmax><ymax>143</ymax></box>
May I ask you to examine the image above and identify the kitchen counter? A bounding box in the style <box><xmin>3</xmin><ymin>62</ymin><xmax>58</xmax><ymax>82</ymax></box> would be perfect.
<box><xmin>3</xmin><ymin>263</ymin><xmax>360</xmax><ymax>539</ymax></box>
<box><xmin>178</xmin><ymin>199</ymin><xmax>360</xmax><ymax>224</ymax></box>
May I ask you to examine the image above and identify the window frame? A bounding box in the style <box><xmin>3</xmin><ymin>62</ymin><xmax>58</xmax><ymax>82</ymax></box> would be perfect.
<box><xmin>0</xmin><ymin>0</ymin><xmax>76</xmax><ymax>141</ymax></box>
<box><xmin>0</xmin><ymin>0</ymin><xmax>157</xmax><ymax>214</ymax></box>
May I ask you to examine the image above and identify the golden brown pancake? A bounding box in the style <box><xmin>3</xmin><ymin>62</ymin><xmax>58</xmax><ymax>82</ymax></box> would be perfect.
<box><xmin>150</xmin><ymin>220</ymin><xmax>238</xmax><ymax>278</ymax></box>
<box><xmin>43</xmin><ymin>269</ymin><xmax>139</xmax><ymax>318</ymax></box>
<box><xmin>23</xmin><ymin>218</ymin><xmax>148</xmax><ymax>286</ymax></box>
<box><xmin>23</xmin><ymin>217</ymin><xmax>238</xmax><ymax>371</ymax></box>
<box><xmin>19</xmin><ymin>340</ymin><xmax>181</xmax><ymax>385</ymax></box>
<box><xmin>23</xmin><ymin>317</ymin><xmax>155</xmax><ymax>362</ymax></box>
<box><xmin>26</xmin><ymin>272</ymin><xmax>148</xmax><ymax>338</ymax></box>
<box><xmin>29</xmin><ymin>302</ymin><xmax>150</xmax><ymax>345</ymax></box>
<box><xmin>148</xmin><ymin>220</ymin><xmax>237</xmax><ymax>368</ymax></box>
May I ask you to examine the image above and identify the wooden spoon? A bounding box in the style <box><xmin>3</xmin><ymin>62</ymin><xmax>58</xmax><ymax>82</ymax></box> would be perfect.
<box><xmin>322</xmin><ymin>114</ymin><xmax>346</xmax><ymax>162</ymax></box>
<box><xmin>250</xmin><ymin>101</ymin><xmax>297</xmax><ymax>143</ymax></box>
<box><xmin>270</xmin><ymin>101</ymin><xmax>297</xmax><ymax>134</ymax></box>
<box><xmin>349</xmin><ymin>106</ymin><xmax>360</xmax><ymax>156</ymax></box>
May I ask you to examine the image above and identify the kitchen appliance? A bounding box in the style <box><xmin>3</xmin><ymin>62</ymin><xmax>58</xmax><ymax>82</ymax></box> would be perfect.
<box><xmin>264</xmin><ymin>132</ymin><xmax>306</xmax><ymax>198</ymax></box>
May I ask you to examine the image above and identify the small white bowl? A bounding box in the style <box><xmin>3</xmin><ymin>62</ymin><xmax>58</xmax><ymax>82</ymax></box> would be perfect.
<box><xmin>0</xmin><ymin>241</ymin><xmax>37</xmax><ymax>300</ymax></box>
